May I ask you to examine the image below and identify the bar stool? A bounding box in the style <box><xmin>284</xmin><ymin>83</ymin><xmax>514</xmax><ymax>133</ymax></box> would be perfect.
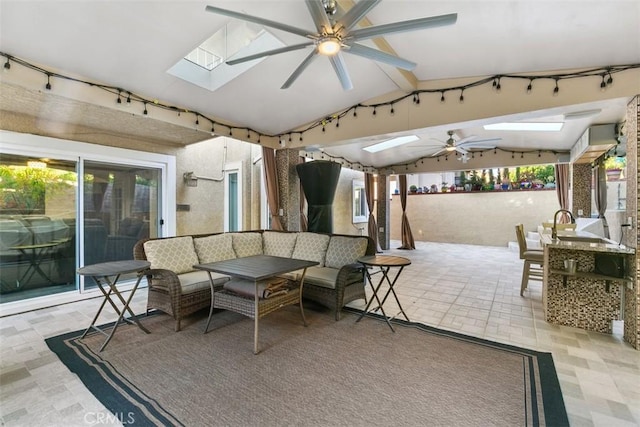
<box><xmin>514</xmin><ymin>224</ymin><xmax>544</xmax><ymax>296</ymax></box>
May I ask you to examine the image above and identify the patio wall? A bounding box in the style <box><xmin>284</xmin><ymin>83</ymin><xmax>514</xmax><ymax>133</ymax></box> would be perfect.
<box><xmin>389</xmin><ymin>189</ymin><xmax>560</xmax><ymax>246</ymax></box>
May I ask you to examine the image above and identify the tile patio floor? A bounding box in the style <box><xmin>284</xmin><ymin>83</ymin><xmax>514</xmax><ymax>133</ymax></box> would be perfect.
<box><xmin>1</xmin><ymin>241</ymin><xmax>639</xmax><ymax>426</ymax></box>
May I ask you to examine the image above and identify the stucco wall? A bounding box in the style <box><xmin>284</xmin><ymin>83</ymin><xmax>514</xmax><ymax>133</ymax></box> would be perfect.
<box><xmin>390</xmin><ymin>189</ymin><xmax>561</xmax><ymax>246</ymax></box>
<box><xmin>176</xmin><ymin>137</ymin><xmax>261</xmax><ymax>235</ymax></box>
<box><xmin>331</xmin><ymin>168</ymin><xmax>367</xmax><ymax>236</ymax></box>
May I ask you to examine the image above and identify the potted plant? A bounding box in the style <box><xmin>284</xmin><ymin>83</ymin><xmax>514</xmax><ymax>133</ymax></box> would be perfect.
<box><xmin>604</xmin><ymin>157</ymin><xmax>625</xmax><ymax>181</ymax></box>
<box><xmin>409</xmin><ymin>184</ymin><xmax>418</xmax><ymax>193</ymax></box>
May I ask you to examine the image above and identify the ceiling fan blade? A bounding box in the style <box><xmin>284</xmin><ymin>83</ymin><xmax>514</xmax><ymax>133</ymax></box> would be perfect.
<box><xmin>329</xmin><ymin>52</ymin><xmax>353</xmax><ymax>91</ymax></box>
<box><xmin>344</xmin><ymin>43</ymin><xmax>416</xmax><ymax>70</ymax></box>
<box><xmin>349</xmin><ymin>13</ymin><xmax>458</xmax><ymax>41</ymax></box>
<box><xmin>457</xmin><ymin>138</ymin><xmax>502</xmax><ymax>147</ymax></box>
<box><xmin>431</xmin><ymin>148</ymin><xmax>448</xmax><ymax>157</ymax></box>
<box><xmin>305</xmin><ymin>0</ymin><xmax>333</xmax><ymax>34</ymax></box>
<box><xmin>281</xmin><ymin>50</ymin><xmax>319</xmax><ymax>89</ymax></box>
<box><xmin>335</xmin><ymin>0</ymin><xmax>382</xmax><ymax>33</ymax></box>
<box><xmin>205</xmin><ymin>5</ymin><xmax>315</xmax><ymax>39</ymax></box>
<box><xmin>453</xmin><ymin>135</ymin><xmax>477</xmax><ymax>145</ymax></box>
<box><xmin>226</xmin><ymin>42</ymin><xmax>314</xmax><ymax>65</ymax></box>
<box><xmin>455</xmin><ymin>147</ymin><xmax>469</xmax><ymax>155</ymax></box>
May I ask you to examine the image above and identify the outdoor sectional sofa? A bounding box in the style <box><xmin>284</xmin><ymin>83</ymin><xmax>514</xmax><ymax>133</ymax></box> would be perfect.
<box><xmin>133</xmin><ymin>230</ymin><xmax>375</xmax><ymax>331</ymax></box>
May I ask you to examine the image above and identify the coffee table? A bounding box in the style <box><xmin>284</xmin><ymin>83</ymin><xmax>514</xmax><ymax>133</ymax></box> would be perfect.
<box><xmin>357</xmin><ymin>255</ymin><xmax>411</xmax><ymax>332</ymax></box>
<box><xmin>77</xmin><ymin>260</ymin><xmax>151</xmax><ymax>351</ymax></box>
<box><xmin>195</xmin><ymin>255</ymin><xmax>318</xmax><ymax>354</ymax></box>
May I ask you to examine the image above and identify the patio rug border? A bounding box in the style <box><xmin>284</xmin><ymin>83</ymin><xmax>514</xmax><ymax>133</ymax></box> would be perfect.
<box><xmin>46</xmin><ymin>309</ymin><xmax>569</xmax><ymax>427</ymax></box>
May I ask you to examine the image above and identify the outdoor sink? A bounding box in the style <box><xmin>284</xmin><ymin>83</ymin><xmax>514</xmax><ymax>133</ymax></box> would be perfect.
<box><xmin>556</xmin><ymin>235</ymin><xmax>608</xmax><ymax>244</ymax></box>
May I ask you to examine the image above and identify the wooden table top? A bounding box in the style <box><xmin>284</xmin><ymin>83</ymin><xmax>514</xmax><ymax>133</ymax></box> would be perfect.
<box><xmin>358</xmin><ymin>255</ymin><xmax>411</xmax><ymax>267</ymax></box>
<box><xmin>195</xmin><ymin>255</ymin><xmax>318</xmax><ymax>281</ymax></box>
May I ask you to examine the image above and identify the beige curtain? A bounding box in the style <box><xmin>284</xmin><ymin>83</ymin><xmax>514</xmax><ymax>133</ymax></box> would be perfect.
<box><xmin>299</xmin><ymin>157</ymin><xmax>308</xmax><ymax>231</ymax></box>
<box><xmin>594</xmin><ymin>158</ymin><xmax>610</xmax><ymax>238</ymax></box>
<box><xmin>554</xmin><ymin>164</ymin><xmax>570</xmax><ymax>223</ymax></box>
<box><xmin>364</xmin><ymin>173</ymin><xmax>380</xmax><ymax>252</ymax></box>
<box><xmin>398</xmin><ymin>175</ymin><xmax>415</xmax><ymax>250</ymax></box>
<box><xmin>262</xmin><ymin>147</ymin><xmax>283</xmax><ymax>230</ymax></box>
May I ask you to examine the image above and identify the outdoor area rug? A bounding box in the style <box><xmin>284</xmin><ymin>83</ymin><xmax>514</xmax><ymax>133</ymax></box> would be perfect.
<box><xmin>46</xmin><ymin>307</ymin><xmax>569</xmax><ymax>427</ymax></box>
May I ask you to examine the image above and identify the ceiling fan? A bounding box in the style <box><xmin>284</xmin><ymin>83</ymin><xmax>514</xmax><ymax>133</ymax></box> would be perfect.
<box><xmin>205</xmin><ymin>0</ymin><xmax>457</xmax><ymax>90</ymax></box>
<box><xmin>430</xmin><ymin>131</ymin><xmax>501</xmax><ymax>157</ymax></box>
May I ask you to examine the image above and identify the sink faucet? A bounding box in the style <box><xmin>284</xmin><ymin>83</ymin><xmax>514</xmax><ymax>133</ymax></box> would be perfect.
<box><xmin>552</xmin><ymin>209</ymin><xmax>576</xmax><ymax>239</ymax></box>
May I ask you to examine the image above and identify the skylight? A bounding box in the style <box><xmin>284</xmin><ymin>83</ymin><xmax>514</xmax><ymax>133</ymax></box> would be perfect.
<box><xmin>167</xmin><ymin>20</ymin><xmax>285</xmax><ymax>92</ymax></box>
<box><xmin>363</xmin><ymin>135</ymin><xmax>419</xmax><ymax>153</ymax></box>
<box><xmin>483</xmin><ymin>122</ymin><xmax>564</xmax><ymax>131</ymax></box>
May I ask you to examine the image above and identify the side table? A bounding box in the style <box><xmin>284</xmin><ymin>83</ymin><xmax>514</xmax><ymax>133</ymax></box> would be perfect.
<box><xmin>77</xmin><ymin>260</ymin><xmax>151</xmax><ymax>351</ymax></box>
<box><xmin>357</xmin><ymin>255</ymin><xmax>411</xmax><ymax>332</ymax></box>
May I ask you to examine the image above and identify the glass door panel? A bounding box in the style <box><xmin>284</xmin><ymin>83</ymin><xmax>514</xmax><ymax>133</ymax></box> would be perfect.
<box><xmin>82</xmin><ymin>162</ymin><xmax>160</xmax><ymax>289</ymax></box>
<box><xmin>0</xmin><ymin>153</ymin><xmax>77</xmax><ymax>303</ymax></box>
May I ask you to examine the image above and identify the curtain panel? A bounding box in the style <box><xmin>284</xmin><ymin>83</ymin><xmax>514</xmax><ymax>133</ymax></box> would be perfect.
<box><xmin>593</xmin><ymin>159</ymin><xmax>610</xmax><ymax>238</ymax></box>
<box><xmin>364</xmin><ymin>173</ymin><xmax>380</xmax><ymax>252</ymax></box>
<box><xmin>398</xmin><ymin>175</ymin><xmax>415</xmax><ymax>250</ymax></box>
<box><xmin>262</xmin><ymin>147</ymin><xmax>284</xmax><ymax>230</ymax></box>
<box><xmin>554</xmin><ymin>164</ymin><xmax>571</xmax><ymax>224</ymax></box>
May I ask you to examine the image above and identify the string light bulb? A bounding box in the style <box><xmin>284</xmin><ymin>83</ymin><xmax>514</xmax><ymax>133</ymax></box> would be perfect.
<box><xmin>3</xmin><ymin>58</ymin><xmax>10</xmax><ymax>72</ymax></box>
<box><xmin>440</xmin><ymin>92</ymin><xmax>445</xmax><ymax>103</ymax></box>
<box><xmin>459</xmin><ymin>90</ymin><xmax>465</xmax><ymax>103</ymax></box>
<box><xmin>143</xmin><ymin>102</ymin><xmax>148</xmax><ymax>116</ymax></box>
<box><xmin>126</xmin><ymin>92</ymin><xmax>131</xmax><ymax>106</ymax></box>
<box><xmin>553</xmin><ymin>79</ymin><xmax>559</xmax><ymax>96</ymax></box>
<box><xmin>116</xmin><ymin>90</ymin><xmax>122</xmax><ymax>104</ymax></box>
<box><xmin>600</xmin><ymin>74</ymin><xmax>607</xmax><ymax>91</ymax></box>
<box><xmin>45</xmin><ymin>73</ymin><xmax>51</xmax><ymax>90</ymax></box>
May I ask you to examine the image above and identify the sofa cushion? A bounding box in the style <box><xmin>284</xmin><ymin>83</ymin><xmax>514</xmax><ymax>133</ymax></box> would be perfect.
<box><xmin>193</xmin><ymin>233</ymin><xmax>236</xmax><ymax>264</ymax></box>
<box><xmin>301</xmin><ymin>266</ymin><xmax>339</xmax><ymax>289</ymax></box>
<box><xmin>262</xmin><ymin>231</ymin><xmax>297</xmax><ymax>258</ymax></box>
<box><xmin>325</xmin><ymin>236</ymin><xmax>369</xmax><ymax>269</ymax></box>
<box><xmin>178</xmin><ymin>270</ymin><xmax>230</xmax><ymax>294</ymax></box>
<box><xmin>231</xmin><ymin>232</ymin><xmax>264</xmax><ymax>258</ymax></box>
<box><xmin>143</xmin><ymin>236</ymin><xmax>199</xmax><ymax>275</ymax></box>
<box><xmin>291</xmin><ymin>232</ymin><xmax>330</xmax><ymax>266</ymax></box>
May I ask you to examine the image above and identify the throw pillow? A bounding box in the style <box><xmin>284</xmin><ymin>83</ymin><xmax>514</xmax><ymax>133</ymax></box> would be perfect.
<box><xmin>262</xmin><ymin>231</ymin><xmax>297</xmax><ymax>258</ymax></box>
<box><xmin>193</xmin><ymin>233</ymin><xmax>236</xmax><ymax>264</ymax></box>
<box><xmin>143</xmin><ymin>236</ymin><xmax>199</xmax><ymax>274</ymax></box>
<box><xmin>291</xmin><ymin>232</ymin><xmax>330</xmax><ymax>266</ymax></box>
<box><xmin>325</xmin><ymin>236</ymin><xmax>369</xmax><ymax>269</ymax></box>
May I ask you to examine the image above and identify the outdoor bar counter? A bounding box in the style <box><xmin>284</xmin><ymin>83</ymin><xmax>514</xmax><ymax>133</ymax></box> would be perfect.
<box><xmin>541</xmin><ymin>231</ymin><xmax>635</xmax><ymax>334</ymax></box>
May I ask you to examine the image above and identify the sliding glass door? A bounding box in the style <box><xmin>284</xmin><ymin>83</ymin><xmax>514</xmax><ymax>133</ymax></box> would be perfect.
<box><xmin>81</xmin><ymin>162</ymin><xmax>161</xmax><ymax>289</ymax></box>
<box><xmin>0</xmin><ymin>153</ymin><xmax>77</xmax><ymax>303</ymax></box>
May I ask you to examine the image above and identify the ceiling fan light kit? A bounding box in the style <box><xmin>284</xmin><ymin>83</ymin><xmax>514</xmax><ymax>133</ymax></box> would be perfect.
<box><xmin>205</xmin><ymin>1</ymin><xmax>457</xmax><ymax>90</ymax></box>
<box><xmin>317</xmin><ymin>37</ymin><xmax>342</xmax><ymax>55</ymax></box>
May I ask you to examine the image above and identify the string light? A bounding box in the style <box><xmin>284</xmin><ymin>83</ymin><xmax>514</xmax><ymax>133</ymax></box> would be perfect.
<box><xmin>0</xmin><ymin>51</ymin><xmax>636</xmax><ymax>171</ymax></box>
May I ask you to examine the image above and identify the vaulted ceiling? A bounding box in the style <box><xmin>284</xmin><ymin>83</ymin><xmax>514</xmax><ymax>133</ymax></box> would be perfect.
<box><xmin>1</xmin><ymin>0</ymin><xmax>639</xmax><ymax>172</ymax></box>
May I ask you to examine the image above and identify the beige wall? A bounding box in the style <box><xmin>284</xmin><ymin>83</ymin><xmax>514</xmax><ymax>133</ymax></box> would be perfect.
<box><xmin>176</xmin><ymin>137</ymin><xmax>262</xmax><ymax>236</ymax></box>
<box><xmin>390</xmin><ymin>190</ymin><xmax>561</xmax><ymax>246</ymax></box>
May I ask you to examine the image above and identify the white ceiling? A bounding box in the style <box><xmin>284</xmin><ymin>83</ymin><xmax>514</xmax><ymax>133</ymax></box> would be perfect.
<box><xmin>1</xmin><ymin>0</ymin><xmax>638</xmax><ymax>170</ymax></box>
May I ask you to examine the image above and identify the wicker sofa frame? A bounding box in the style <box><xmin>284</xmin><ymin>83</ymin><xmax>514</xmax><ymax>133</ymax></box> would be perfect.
<box><xmin>133</xmin><ymin>230</ymin><xmax>375</xmax><ymax>331</ymax></box>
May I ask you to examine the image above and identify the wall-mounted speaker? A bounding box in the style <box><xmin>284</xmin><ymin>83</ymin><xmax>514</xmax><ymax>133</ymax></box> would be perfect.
<box><xmin>594</xmin><ymin>254</ymin><xmax>625</xmax><ymax>278</ymax></box>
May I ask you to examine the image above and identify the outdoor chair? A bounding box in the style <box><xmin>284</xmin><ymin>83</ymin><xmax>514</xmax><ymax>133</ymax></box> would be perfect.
<box><xmin>514</xmin><ymin>224</ymin><xmax>544</xmax><ymax>296</ymax></box>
